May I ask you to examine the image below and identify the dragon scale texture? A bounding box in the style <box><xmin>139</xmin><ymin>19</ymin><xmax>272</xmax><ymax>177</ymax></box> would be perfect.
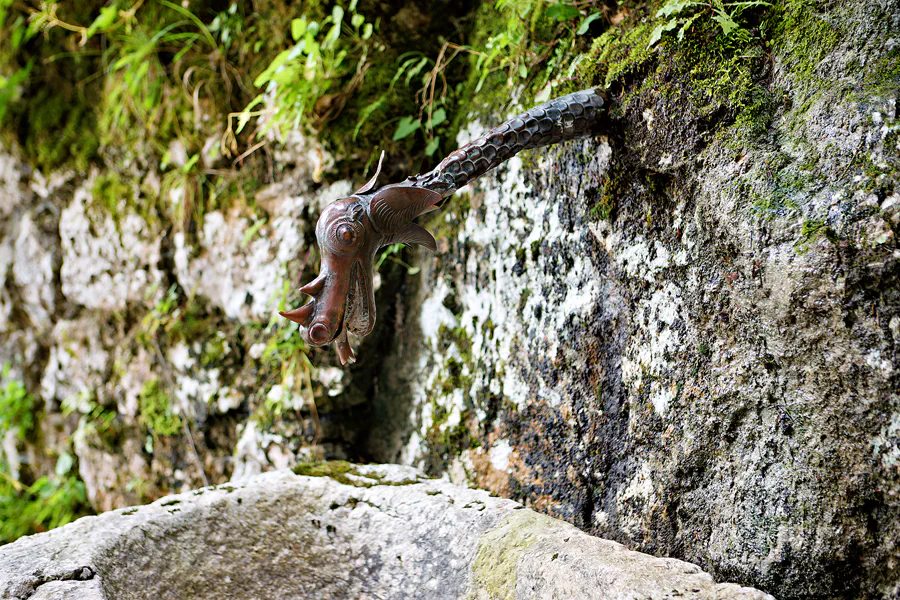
<box><xmin>413</xmin><ymin>88</ymin><xmax>607</xmax><ymax>197</ymax></box>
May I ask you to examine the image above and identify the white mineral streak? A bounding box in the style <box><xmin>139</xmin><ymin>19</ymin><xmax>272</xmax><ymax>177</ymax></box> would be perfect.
<box><xmin>40</xmin><ymin>318</ymin><xmax>109</xmax><ymax>408</ymax></box>
<box><xmin>1</xmin><ymin>428</ymin><xmax>20</xmax><ymax>482</ymax></box>
<box><xmin>231</xmin><ymin>421</ymin><xmax>291</xmax><ymax>482</ymax></box>
<box><xmin>59</xmin><ymin>183</ymin><xmax>163</xmax><ymax>311</ymax></box>
<box><xmin>873</xmin><ymin>409</ymin><xmax>900</xmax><ymax>470</ymax></box>
<box><xmin>12</xmin><ymin>213</ymin><xmax>54</xmax><ymax>330</ymax></box>
<box><xmin>488</xmin><ymin>440</ymin><xmax>513</xmax><ymax>472</ymax></box>
<box><xmin>0</xmin><ymin>232</ymin><xmax>14</xmax><ymax>332</ymax></box>
<box><xmin>0</xmin><ymin>151</ymin><xmax>23</xmax><ymax>218</ymax></box>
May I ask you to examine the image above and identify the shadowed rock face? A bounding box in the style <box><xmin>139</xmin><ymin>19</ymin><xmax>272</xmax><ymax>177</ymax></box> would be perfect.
<box><xmin>366</xmin><ymin>0</ymin><xmax>900</xmax><ymax>597</ymax></box>
<box><xmin>0</xmin><ymin>464</ymin><xmax>772</xmax><ymax>600</ymax></box>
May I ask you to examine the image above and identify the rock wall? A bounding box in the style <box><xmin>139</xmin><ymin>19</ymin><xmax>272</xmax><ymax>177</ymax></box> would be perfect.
<box><xmin>368</xmin><ymin>0</ymin><xmax>900</xmax><ymax>597</ymax></box>
<box><xmin>1</xmin><ymin>0</ymin><xmax>898</xmax><ymax>598</ymax></box>
<box><xmin>0</xmin><ymin>136</ymin><xmax>375</xmax><ymax>511</ymax></box>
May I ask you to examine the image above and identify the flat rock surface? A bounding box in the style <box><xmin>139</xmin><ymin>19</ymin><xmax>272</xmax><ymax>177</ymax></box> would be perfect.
<box><xmin>0</xmin><ymin>464</ymin><xmax>773</xmax><ymax>600</ymax></box>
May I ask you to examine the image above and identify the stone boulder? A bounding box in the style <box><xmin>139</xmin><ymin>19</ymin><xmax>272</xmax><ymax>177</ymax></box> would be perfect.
<box><xmin>0</xmin><ymin>464</ymin><xmax>772</xmax><ymax>600</ymax></box>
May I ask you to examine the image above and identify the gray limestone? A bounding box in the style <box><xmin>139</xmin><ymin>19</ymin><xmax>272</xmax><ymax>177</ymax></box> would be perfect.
<box><xmin>0</xmin><ymin>465</ymin><xmax>772</xmax><ymax>600</ymax></box>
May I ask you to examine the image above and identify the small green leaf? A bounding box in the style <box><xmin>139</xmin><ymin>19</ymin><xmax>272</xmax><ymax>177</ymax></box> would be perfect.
<box><xmin>429</xmin><ymin>108</ymin><xmax>447</xmax><ymax>128</ymax></box>
<box><xmin>546</xmin><ymin>3</ymin><xmax>581</xmax><ymax>20</ymax></box>
<box><xmin>405</xmin><ymin>57</ymin><xmax>429</xmax><ymax>86</ymax></box>
<box><xmin>350</xmin><ymin>0</ymin><xmax>359</xmax><ymax>11</ymax></box>
<box><xmin>351</xmin><ymin>14</ymin><xmax>364</xmax><ymax>29</ymax></box>
<box><xmin>86</xmin><ymin>3</ymin><xmax>119</xmax><ymax>39</ymax></box>
<box><xmin>518</xmin><ymin>63</ymin><xmax>528</xmax><ymax>78</ymax></box>
<box><xmin>332</xmin><ymin>5</ymin><xmax>344</xmax><ymax>24</ymax></box>
<box><xmin>241</xmin><ymin>219</ymin><xmax>267</xmax><ymax>248</ymax></box>
<box><xmin>656</xmin><ymin>0</ymin><xmax>694</xmax><ymax>18</ymax></box>
<box><xmin>677</xmin><ymin>13</ymin><xmax>702</xmax><ymax>39</ymax></box>
<box><xmin>576</xmin><ymin>12</ymin><xmax>602</xmax><ymax>35</ymax></box>
<box><xmin>254</xmin><ymin>48</ymin><xmax>292</xmax><ymax>87</ymax></box>
<box><xmin>362</xmin><ymin>22</ymin><xmax>373</xmax><ymax>40</ymax></box>
<box><xmin>291</xmin><ymin>17</ymin><xmax>307</xmax><ymax>42</ymax></box>
<box><xmin>55</xmin><ymin>453</ymin><xmax>74</xmax><ymax>477</ymax></box>
<box><xmin>647</xmin><ymin>19</ymin><xmax>680</xmax><ymax>47</ymax></box>
<box><xmin>392</xmin><ymin>116</ymin><xmax>421</xmax><ymax>141</ymax></box>
<box><xmin>712</xmin><ymin>11</ymin><xmax>739</xmax><ymax>35</ymax></box>
<box><xmin>326</xmin><ymin>23</ymin><xmax>341</xmax><ymax>44</ymax></box>
<box><xmin>181</xmin><ymin>154</ymin><xmax>200</xmax><ymax>174</ymax></box>
<box><xmin>10</xmin><ymin>16</ymin><xmax>26</xmax><ymax>49</ymax></box>
<box><xmin>425</xmin><ymin>137</ymin><xmax>440</xmax><ymax>156</ymax></box>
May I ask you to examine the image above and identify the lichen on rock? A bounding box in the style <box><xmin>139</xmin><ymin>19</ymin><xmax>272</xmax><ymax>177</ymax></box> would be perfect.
<box><xmin>365</xmin><ymin>0</ymin><xmax>900</xmax><ymax>597</ymax></box>
<box><xmin>0</xmin><ymin>465</ymin><xmax>774</xmax><ymax>600</ymax></box>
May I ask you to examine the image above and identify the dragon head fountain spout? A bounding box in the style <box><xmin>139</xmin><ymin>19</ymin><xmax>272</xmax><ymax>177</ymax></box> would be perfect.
<box><xmin>280</xmin><ymin>88</ymin><xmax>607</xmax><ymax>365</ymax></box>
<box><xmin>280</xmin><ymin>152</ymin><xmax>441</xmax><ymax>365</ymax></box>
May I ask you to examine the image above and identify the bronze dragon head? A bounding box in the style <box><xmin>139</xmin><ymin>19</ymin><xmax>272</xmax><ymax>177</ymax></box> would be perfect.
<box><xmin>279</xmin><ymin>88</ymin><xmax>607</xmax><ymax>365</ymax></box>
<box><xmin>279</xmin><ymin>152</ymin><xmax>441</xmax><ymax>365</ymax></box>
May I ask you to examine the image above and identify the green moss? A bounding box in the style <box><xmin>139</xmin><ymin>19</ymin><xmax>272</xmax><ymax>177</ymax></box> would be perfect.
<box><xmin>800</xmin><ymin>218</ymin><xmax>826</xmax><ymax>240</ymax></box>
<box><xmin>482</xmin><ymin>318</ymin><xmax>496</xmax><ymax>340</ymax></box>
<box><xmin>138</xmin><ymin>379</ymin><xmax>182</xmax><ymax>437</ymax></box>
<box><xmin>518</xmin><ymin>288</ymin><xmax>531</xmax><ymax>312</ymax></box>
<box><xmin>91</xmin><ymin>172</ymin><xmax>135</xmax><ymax>222</ymax></box>
<box><xmin>467</xmin><ymin>511</ymin><xmax>564</xmax><ymax>600</ymax></box>
<box><xmin>293</xmin><ymin>460</ymin><xmax>355</xmax><ymax>484</ymax></box>
<box><xmin>584</xmin><ymin>17</ymin><xmax>657</xmax><ymax>89</ymax></box>
<box><xmin>767</xmin><ymin>0</ymin><xmax>843</xmax><ymax>87</ymax></box>
<box><xmin>292</xmin><ymin>461</ymin><xmax>421</xmax><ymax>487</ymax></box>
<box><xmin>20</xmin><ymin>89</ymin><xmax>99</xmax><ymax>173</ymax></box>
<box><xmin>440</xmin><ymin>419</ymin><xmax>477</xmax><ymax>454</ymax></box>
<box><xmin>200</xmin><ymin>333</ymin><xmax>229</xmax><ymax>368</ymax></box>
<box><xmin>862</xmin><ymin>46</ymin><xmax>900</xmax><ymax>95</ymax></box>
<box><xmin>581</xmin><ymin>1</ymin><xmax>777</xmax><ymax>158</ymax></box>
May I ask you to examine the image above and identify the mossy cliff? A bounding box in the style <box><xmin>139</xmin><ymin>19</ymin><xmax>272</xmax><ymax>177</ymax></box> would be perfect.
<box><xmin>367</xmin><ymin>0</ymin><xmax>900</xmax><ymax>598</ymax></box>
<box><xmin>1</xmin><ymin>0</ymin><xmax>898</xmax><ymax>598</ymax></box>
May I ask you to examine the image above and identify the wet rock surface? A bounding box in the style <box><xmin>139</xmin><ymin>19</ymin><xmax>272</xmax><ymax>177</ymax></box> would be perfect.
<box><xmin>368</xmin><ymin>0</ymin><xmax>900</xmax><ymax>597</ymax></box>
<box><xmin>0</xmin><ymin>464</ymin><xmax>773</xmax><ymax>600</ymax></box>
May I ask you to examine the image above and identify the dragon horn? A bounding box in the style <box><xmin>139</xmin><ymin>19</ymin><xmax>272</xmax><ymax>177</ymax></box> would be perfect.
<box><xmin>279</xmin><ymin>301</ymin><xmax>315</xmax><ymax>325</ymax></box>
<box><xmin>355</xmin><ymin>150</ymin><xmax>386</xmax><ymax>195</ymax></box>
<box><xmin>299</xmin><ymin>274</ymin><xmax>326</xmax><ymax>296</ymax></box>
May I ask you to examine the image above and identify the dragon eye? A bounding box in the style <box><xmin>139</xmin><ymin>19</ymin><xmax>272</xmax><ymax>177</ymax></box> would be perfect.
<box><xmin>336</xmin><ymin>224</ymin><xmax>356</xmax><ymax>245</ymax></box>
<box><xmin>327</xmin><ymin>219</ymin><xmax>364</xmax><ymax>252</ymax></box>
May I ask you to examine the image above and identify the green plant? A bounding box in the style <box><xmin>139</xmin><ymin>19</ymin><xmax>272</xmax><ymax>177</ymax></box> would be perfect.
<box><xmin>0</xmin><ymin>452</ymin><xmax>90</xmax><ymax>544</ymax></box>
<box><xmin>61</xmin><ymin>390</ymin><xmax>117</xmax><ymax>441</ymax></box>
<box><xmin>0</xmin><ymin>368</ymin><xmax>90</xmax><ymax>544</ymax></box>
<box><xmin>0</xmin><ymin>61</ymin><xmax>30</xmax><ymax>124</ymax></box>
<box><xmin>238</xmin><ymin>0</ymin><xmax>377</xmax><ymax>140</ymax></box>
<box><xmin>648</xmin><ymin>0</ymin><xmax>771</xmax><ymax>47</ymax></box>
<box><xmin>138</xmin><ymin>379</ymin><xmax>182</xmax><ymax>437</ymax></box>
<box><xmin>138</xmin><ymin>284</ymin><xmax>182</xmax><ymax>346</ymax></box>
<box><xmin>0</xmin><ymin>363</ymin><xmax>35</xmax><ymax>440</ymax></box>
<box><xmin>376</xmin><ymin>243</ymin><xmax>421</xmax><ymax>275</ymax></box>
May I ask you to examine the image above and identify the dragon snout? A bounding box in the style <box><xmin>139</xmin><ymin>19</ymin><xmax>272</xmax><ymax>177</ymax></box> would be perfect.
<box><xmin>279</xmin><ymin>300</ymin><xmax>330</xmax><ymax>344</ymax></box>
<box><xmin>279</xmin><ymin>274</ymin><xmax>339</xmax><ymax>347</ymax></box>
<box><xmin>306</xmin><ymin>322</ymin><xmax>331</xmax><ymax>345</ymax></box>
